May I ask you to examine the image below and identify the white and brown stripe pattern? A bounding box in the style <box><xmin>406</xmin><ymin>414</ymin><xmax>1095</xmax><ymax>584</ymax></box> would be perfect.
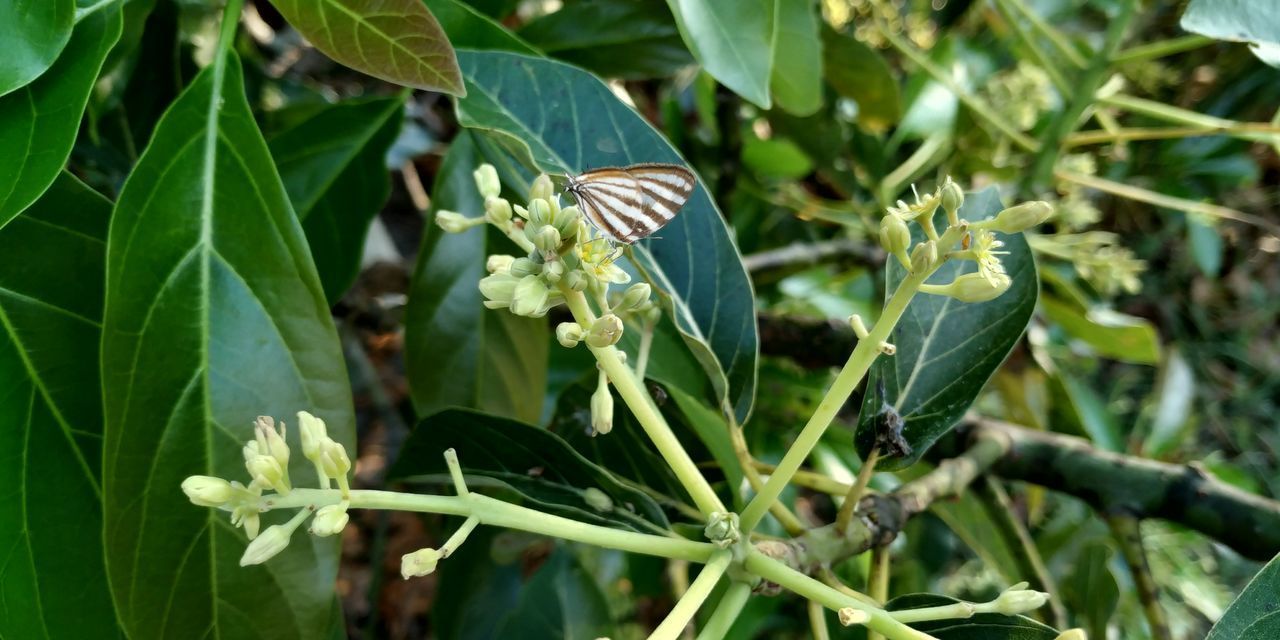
<box><xmin>565</xmin><ymin>163</ymin><xmax>695</xmax><ymax>244</ymax></box>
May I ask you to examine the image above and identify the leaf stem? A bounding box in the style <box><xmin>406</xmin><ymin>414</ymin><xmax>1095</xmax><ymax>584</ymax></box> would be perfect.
<box><xmin>1100</xmin><ymin>94</ymin><xmax>1280</xmax><ymax>145</ymax></box>
<box><xmin>217</xmin><ymin>0</ymin><xmax>246</xmax><ymax>54</ymax></box>
<box><xmin>989</xmin><ymin>0</ymin><xmax>1072</xmax><ymax>94</ymax></box>
<box><xmin>560</xmin><ymin>286</ymin><xmax>727</xmax><ymax>516</ymax></box>
<box><xmin>1065</xmin><ymin>124</ymin><xmax>1280</xmax><ymax>147</ymax></box>
<box><xmin>1001</xmin><ymin>0</ymin><xmax>1087</xmax><ymax>67</ymax></box>
<box><xmin>697</xmin><ymin>581</ymin><xmax>753</xmax><ymax>640</ymax></box>
<box><xmin>974</xmin><ymin>478</ymin><xmax>1067</xmax><ymax>627</ymax></box>
<box><xmin>1113</xmin><ymin>34</ymin><xmax>1213</xmax><ymax>64</ymax></box>
<box><xmin>1055</xmin><ymin>169</ymin><xmax>1280</xmax><ymax>234</ymax></box>
<box><xmin>835</xmin><ymin>448</ymin><xmax>880</xmax><ymax>534</ymax></box>
<box><xmin>809</xmin><ymin>600</ymin><xmax>832</xmax><ymax>640</ymax></box>
<box><xmin>730</xmin><ymin>422</ymin><xmax>809</xmax><ymax>535</ymax></box>
<box><xmin>652</xmin><ymin>551</ymin><xmax>733</xmax><ymax>640</ymax></box>
<box><xmin>867</xmin><ymin>546</ymin><xmax>891</xmax><ymax>640</ymax></box>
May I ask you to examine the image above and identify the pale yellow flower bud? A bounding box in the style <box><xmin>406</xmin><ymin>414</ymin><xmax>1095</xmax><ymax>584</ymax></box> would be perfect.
<box><xmin>585</xmin><ymin>314</ymin><xmax>624</xmax><ymax>348</ymax></box>
<box><xmin>530</xmin><ymin>174</ymin><xmax>554</xmax><ymax>203</ymax></box>
<box><xmin>297</xmin><ymin>411</ymin><xmax>328</xmax><ymax>461</ymax></box>
<box><xmin>401</xmin><ymin>547</ymin><xmax>443</xmax><ymax>579</ymax></box>
<box><xmin>486</xmin><ymin>254</ymin><xmax>515</xmax><ymax>274</ymax></box>
<box><xmin>556</xmin><ymin>322</ymin><xmax>584</xmax><ymax>348</ymax></box>
<box><xmin>704</xmin><ymin>511</ymin><xmax>741</xmax><ymax>548</ymax></box>
<box><xmin>511</xmin><ymin>275</ymin><xmax>551</xmax><ymax>317</ymax></box>
<box><xmin>910</xmin><ymin>240</ymin><xmax>938</xmax><ymax>273</ymax></box>
<box><xmin>182</xmin><ymin>475</ymin><xmax>234</xmax><ymax>507</ymax></box>
<box><xmin>922</xmin><ymin>271</ymin><xmax>1012</xmax><ymax>302</ymax></box>
<box><xmin>879</xmin><ymin>214</ymin><xmax>912</xmax><ymax>267</ymax></box>
<box><xmin>991</xmin><ymin>201</ymin><xmax>1053</xmax><ymax>233</ymax></box>
<box><xmin>435</xmin><ymin>210</ymin><xmax>481</xmax><ymax>233</ymax></box>
<box><xmin>617</xmin><ymin>283</ymin><xmax>652</xmax><ymax>311</ymax></box>
<box><xmin>309</xmin><ymin>503</ymin><xmax>350</xmax><ymax>537</ymax></box>
<box><xmin>583</xmin><ymin>488</ymin><xmax>613</xmax><ymax>512</ymax></box>
<box><xmin>484</xmin><ymin>196</ymin><xmax>512</xmax><ymax>226</ymax></box>
<box><xmin>534</xmin><ymin>225</ymin><xmax>562</xmax><ymax>255</ymax></box>
<box><xmin>473</xmin><ymin>164</ymin><xmax>500</xmax><ymax>199</ymax></box>
<box><xmin>590</xmin><ymin>379</ymin><xmax>613</xmax><ymax>435</ymax></box>
<box><xmin>240</xmin><ymin>523</ymin><xmax>293</xmax><ymax>566</ymax></box>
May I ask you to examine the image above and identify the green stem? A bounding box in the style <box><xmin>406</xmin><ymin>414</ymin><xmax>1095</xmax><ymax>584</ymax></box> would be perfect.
<box><xmin>989</xmin><ymin>0</ymin><xmax>1072</xmax><ymax>94</ymax></box>
<box><xmin>1107</xmin><ymin>514</ymin><xmax>1172</xmax><ymax>640</ymax></box>
<box><xmin>634</xmin><ymin>316</ymin><xmax>655</xmax><ymax>380</ymax></box>
<box><xmin>731</xmin><ymin>424</ymin><xmax>809</xmax><ymax>535</ymax></box>
<box><xmin>696</xmin><ymin>581</ymin><xmax>753</xmax><ymax>640</ymax></box>
<box><xmin>740</xmin><ymin>225</ymin><xmax>966</xmax><ymax>534</ymax></box>
<box><xmin>878</xmin><ymin>133</ymin><xmax>952</xmax><ymax>207</ymax></box>
<box><xmin>216</xmin><ymin>0</ymin><xmax>246</xmax><ymax>54</ymax></box>
<box><xmin>1027</xmin><ymin>0</ymin><xmax>1136</xmax><ymax>189</ymax></box>
<box><xmin>809</xmin><ymin>600</ymin><xmax>832</xmax><ymax>640</ymax></box>
<box><xmin>652</xmin><ymin>551</ymin><xmax>733</xmax><ymax>640</ymax></box>
<box><xmin>1055</xmin><ymin>169</ymin><xmax>1280</xmax><ymax>234</ymax></box>
<box><xmin>1100</xmin><ymin>94</ymin><xmax>1280</xmax><ymax>145</ymax></box>
<box><xmin>1065</xmin><ymin>124</ymin><xmax>1280</xmax><ymax>147</ymax></box>
<box><xmin>835</xmin><ymin>448</ymin><xmax>880</xmax><ymax>534</ymax></box>
<box><xmin>1113</xmin><ymin>34</ymin><xmax>1213</xmax><ymax>64</ymax></box>
<box><xmin>267</xmin><ymin>488</ymin><xmax>717</xmax><ymax>562</ymax></box>
<box><xmin>1001</xmin><ymin>0</ymin><xmax>1087</xmax><ymax>67</ymax></box>
<box><xmin>561</xmin><ymin>287</ymin><xmax>727</xmax><ymax>516</ymax></box>
<box><xmin>744</xmin><ymin>551</ymin><xmax>936</xmax><ymax>640</ymax></box>
<box><xmin>867</xmin><ymin>546</ymin><xmax>891</xmax><ymax>640</ymax></box>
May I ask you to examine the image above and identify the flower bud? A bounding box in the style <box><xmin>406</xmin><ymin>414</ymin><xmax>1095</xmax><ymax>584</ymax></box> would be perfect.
<box><xmin>528</xmin><ymin>198</ymin><xmax>553</xmax><ymax>227</ymax></box>
<box><xmin>564</xmin><ymin>270</ymin><xmax>588</xmax><ymax>292</ymax></box>
<box><xmin>182</xmin><ymin>475</ymin><xmax>234</xmax><ymax>507</ymax></box>
<box><xmin>553</xmin><ymin>205</ymin><xmax>581</xmax><ymax>238</ymax></box>
<box><xmin>991</xmin><ymin>201</ymin><xmax>1053</xmax><ymax>233</ymax></box>
<box><xmin>704</xmin><ymin>511</ymin><xmax>741</xmax><ymax>548</ymax></box>
<box><xmin>232</xmin><ymin>505</ymin><xmax>261</xmax><ymax>540</ymax></box>
<box><xmin>479</xmin><ymin>273</ymin><xmax>520</xmax><ymax>309</ymax></box>
<box><xmin>318</xmin><ymin>440</ymin><xmax>352</xmax><ymax>481</ymax></box>
<box><xmin>297</xmin><ymin>411</ymin><xmax>328</xmax><ymax>461</ymax></box>
<box><xmin>941</xmin><ymin>178</ymin><xmax>964</xmax><ymax>217</ymax></box>
<box><xmin>435</xmin><ymin>210</ymin><xmax>480</xmax><ymax>234</ymax></box>
<box><xmin>309</xmin><ymin>503</ymin><xmax>350</xmax><ymax>537</ymax></box>
<box><xmin>511</xmin><ymin>275</ymin><xmax>551</xmax><ymax>317</ymax></box>
<box><xmin>590</xmin><ymin>381</ymin><xmax>613</xmax><ymax>435</ymax></box>
<box><xmin>556</xmin><ymin>322</ymin><xmax>584</xmax><ymax>348</ymax></box>
<box><xmin>473</xmin><ymin>164</ymin><xmax>500</xmax><ymax>199</ymax></box>
<box><xmin>246</xmin><ymin>453</ymin><xmax>291</xmax><ymax>495</ymax></box>
<box><xmin>926</xmin><ymin>272</ymin><xmax>1012</xmax><ymax>302</ymax></box>
<box><xmin>879</xmin><ymin>214</ymin><xmax>912</xmax><ymax>267</ymax></box>
<box><xmin>530</xmin><ymin>174</ymin><xmax>554</xmax><ymax>203</ymax></box>
<box><xmin>484</xmin><ymin>196</ymin><xmax>512</xmax><ymax>226</ymax></box>
<box><xmin>401</xmin><ymin>547</ymin><xmax>443</xmax><ymax>579</ymax></box>
<box><xmin>992</xmin><ymin>582</ymin><xmax>1049</xmax><ymax>615</ymax></box>
<box><xmin>542</xmin><ymin>259</ymin><xmax>565</xmax><ymax>283</ymax></box>
<box><xmin>617</xmin><ymin>283</ymin><xmax>652</xmax><ymax>311</ymax></box>
<box><xmin>254</xmin><ymin>416</ymin><xmax>289</xmax><ymax>468</ymax></box>
<box><xmin>486</xmin><ymin>254</ymin><xmax>515</xmax><ymax>274</ymax></box>
<box><xmin>534</xmin><ymin>225</ymin><xmax>562</xmax><ymax>256</ymax></box>
<box><xmin>909</xmin><ymin>240</ymin><xmax>938</xmax><ymax>273</ymax></box>
<box><xmin>583</xmin><ymin>487</ymin><xmax>614</xmax><ymax>512</ymax></box>
<box><xmin>508</xmin><ymin>258</ymin><xmax>539</xmax><ymax>278</ymax></box>
<box><xmin>240</xmin><ymin>523</ymin><xmax>294</xmax><ymax>566</ymax></box>
<box><xmin>585</xmin><ymin>314</ymin><xmax>624</xmax><ymax>348</ymax></box>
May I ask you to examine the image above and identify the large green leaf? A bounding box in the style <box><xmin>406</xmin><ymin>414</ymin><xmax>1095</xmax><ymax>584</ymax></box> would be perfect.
<box><xmin>453</xmin><ymin>50</ymin><xmax>759</xmax><ymax>424</ymax></box>
<box><xmin>1182</xmin><ymin>0</ymin><xmax>1280</xmax><ymax>67</ymax></box>
<box><xmin>1207</xmin><ymin>552</ymin><xmax>1280</xmax><ymax>639</ymax></box>
<box><xmin>822</xmin><ymin>25</ymin><xmax>901</xmax><ymax>131</ymax></box>
<box><xmin>102</xmin><ymin>49</ymin><xmax>354</xmax><ymax>640</ymax></box>
<box><xmin>1041</xmin><ymin>296</ymin><xmax>1161</xmax><ymax>365</ymax></box>
<box><xmin>855</xmin><ymin>189</ymin><xmax>1038</xmax><ymax>469</ymax></box>
<box><xmin>269</xmin><ymin>94</ymin><xmax>406</xmax><ymax>303</ymax></box>
<box><xmin>492</xmin><ymin>548</ymin><xmax>615</xmax><ymax>639</ymax></box>
<box><xmin>665</xmin><ymin>0</ymin><xmax>773</xmax><ymax>108</ymax></box>
<box><xmin>389</xmin><ymin>409</ymin><xmax>671</xmax><ymax>534</ymax></box>
<box><xmin>0</xmin><ymin>4</ymin><xmax>121</xmax><ymax>229</ymax></box>
<box><xmin>0</xmin><ymin>173</ymin><xmax>120</xmax><ymax>638</ymax></box>
<box><xmin>404</xmin><ymin>131</ymin><xmax>547</xmax><ymax>424</ymax></box>
<box><xmin>887</xmin><ymin>594</ymin><xmax>1059</xmax><ymax>638</ymax></box>
<box><xmin>768</xmin><ymin>0</ymin><xmax>822</xmax><ymax>116</ymax></box>
<box><xmin>0</xmin><ymin>0</ymin><xmax>73</xmax><ymax>97</ymax></box>
<box><xmin>518</xmin><ymin>0</ymin><xmax>694</xmax><ymax>80</ymax></box>
<box><xmin>424</xmin><ymin>0</ymin><xmax>538</xmax><ymax>54</ymax></box>
<box><xmin>270</xmin><ymin>0</ymin><xmax>465</xmax><ymax>94</ymax></box>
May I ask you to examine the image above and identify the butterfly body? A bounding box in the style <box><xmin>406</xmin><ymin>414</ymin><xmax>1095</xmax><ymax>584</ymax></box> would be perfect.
<box><xmin>565</xmin><ymin>163</ymin><xmax>695</xmax><ymax>244</ymax></box>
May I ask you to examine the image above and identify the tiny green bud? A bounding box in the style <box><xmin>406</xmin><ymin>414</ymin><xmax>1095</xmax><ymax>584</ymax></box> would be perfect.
<box><xmin>401</xmin><ymin>547</ymin><xmax>443</xmax><ymax>579</ymax></box>
<box><xmin>478</xmin><ymin>273</ymin><xmax>520</xmax><ymax>309</ymax></box>
<box><xmin>486</xmin><ymin>254</ymin><xmax>515</xmax><ymax>274</ymax></box>
<box><xmin>473</xmin><ymin>164</ymin><xmax>500</xmax><ymax>199</ymax></box>
<box><xmin>240</xmin><ymin>522</ymin><xmax>294</xmax><ymax>566</ymax></box>
<box><xmin>435</xmin><ymin>210</ymin><xmax>481</xmax><ymax>234</ymax></box>
<box><xmin>485</xmin><ymin>196</ymin><xmax>513</xmax><ymax>226</ymax></box>
<box><xmin>992</xmin><ymin>582</ymin><xmax>1049</xmax><ymax>615</ymax></box>
<box><xmin>309</xmin><ymin>503</ymin><xmax>350</xmax><ymax>537</ymax></box>
<box><xmin>534</xmin><ymin>225</ymin><xmax>562</xmax><ymax>256</ymax></box>
<box><xmin>585</xmin><ymin>314</ymin><xmax>624</xmax><ymax>348</ymax></box>
<box><xmin>528</xmin><ymin>198</ymin><xmax>553</xmax><ymax>227</ymax></box>
<box><xmin>297</xmin><ymin>411</ymin><xmax>328</xmax><ymax>461</ymax></box>
<box><xmin>182</xmin><ymin>475</ymin><xmax>235</xmax><ymax>507</ymax></box>
<box><xmin>553</xmin><ymin>205</ymin><xmax>582</xmax><ymax>238</ymax></box>
<box><xmin>991</xmin><ymin>201</ymin><xmax>1053</xmax><ymax>233</ymax></box>
<box><xmin>245</xmin><ymin>452</ymin><xmax>290</xmax><ymax>495</ymax></box>
<box><xmin>556</xmin><ymin>322</ymin><xmax>584</xmax><ymax>348</ymax></box>
<box><xmin>617</xmin><ymin>283</ymin><xmax>652</xmax><ymax>311</ymax></box>
<box><xmin>879</xmin><ymin>214</ymin><xmax>912</xmax><ymax>267</ymax></box>
<box><xmin>317</xmin><ymin>440</ymin><xmax>352</xmax><ymax>483</ymax></box>
<box><xmin>704</xmin><ymin>511</ymin><xmax>741</xmax><ymax>548</ymax></box>
<box><xmin>564</xmin><ymin>270</ymin><xmax>588</xmax><ymax>292</ymax></box>
<box><xmin>848</xmin><ymin>314</ymin><xmax>869</xmax><ymax>339</ymax></box>
<box><xmin>583</xmin><ymin>487</ymin><xmax>613</xmax><ymax>512</ymax></box>
<box><xmin>909</xmin><ymin>240</ymin><xmax>938</xmax><ymax>273</ymax></box>
<box><xmin>511</xmin><ymin>275</ymin><xmax>551</xmax><ymax>317</ymax></box>
<box><xmin>590</xmin><ymin>378</ymin><xmax>614</xmax><ymax>435</ymax></box>
<box><xmin>509</xmin><ymin>258</ymin><xmax>539</xmax><ymax>278</ymax></box>
<box><xmin>530</xmin><ymin>174</ymin><xmax>554</xmax><ymax>203</ymax></box>
<box><xmin>922</xmin><ymin>272</ymin><xmax>1012</xmax><ymax>302</ymax></box>
<box><xmin>254</xmin><ymin>416</ymin><xmax>289</xmax><ymax>468</ymax></box>
<box><xmin>542</xmin><ymin>259</ymin><xmax>565</xmax><ymax>283</ymax></box>
<box><xmin>941</xmin><ymin>177</ymin><xmax>964</xmax><ymax>217</ymax></box>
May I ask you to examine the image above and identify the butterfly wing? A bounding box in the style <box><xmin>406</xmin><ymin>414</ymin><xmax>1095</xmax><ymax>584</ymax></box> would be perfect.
<box><xmin>569</xmin><ymin>163</ymin><xmax>695</xmax><ymax>245</ymax></box>
<box><xmin>626</xmin><ymin>164</ymin><xmax>696</xmax><ymax>238</ymax></box>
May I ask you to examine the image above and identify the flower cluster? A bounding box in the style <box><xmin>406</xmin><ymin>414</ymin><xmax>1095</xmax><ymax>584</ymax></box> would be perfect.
<box><xmin>879</xmin><ymin>178</ymin><xmax>1052</xmax><ymax>304</ymax></box>
<box><xmin>985</xmin><ymin>61</ymin><xmax>1054</xmax><ymax>132</ymax></box>
<box><xmin>435</xmin><ymin>164</ymin><xmax>665</xmax><ymax>435</ymax></box>
<box><xmin>181</xmin><ymin>411</ymin><xmax>353</xmax><ymax>566</ymax></box>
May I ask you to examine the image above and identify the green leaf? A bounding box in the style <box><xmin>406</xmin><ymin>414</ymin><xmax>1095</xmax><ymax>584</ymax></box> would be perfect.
<box><xmin>1062</xmin><ymin>542</ymin><xmax>1118</xmax><ymax>640</ymax></box>
<box><xmin>0</xmin><ymin>5</ymin><xmax>121</xmax><ymax>229</ymax></box>
<box><xmin>519</xmin><ymin>0</ymin><xmax>693</xmax><ymax>79</ymax></box>
<box><xmin>665</xmin><ymin>0</ymin><xmax>773</xmax><ymax>108</ymax></box>
<box><xmin>0</xmin><ymin>0</ymin><xmax>73</xmax><ymax>97</ymax></box>
<box><xmin>1182</xmin><ymin>0</ymin><xmax>1280</xmax><ymax>67</ymax></box>
<box><xmin>1041</xmin><ymin>296</ymin><xmax>1161</xmax><ymax>365</ymax></box>
<box><xmin>768</xmin><ymin>0</ymin><xmax>822</xmax><ymax>115</ymax></box>
<box><xmin>1187</xmin><ymin>214</ymin><xmax>1223</xmax><ymax>277</ymax></box>
<box><xmin>492</xmin><ymin>548</ymin><xmax>615</xmax><ymax>639</ymax></box>
<box><xmin>1142</xmin><ymin>348</ymin><xmax>1195</xmax><ymax>458</ymax></box>
<box><xmin>0</xmin><ymin>173</ymin><xmax>120</xmax><ymax>638</ymax></box>
<box><xmin>887</xmin><ymin>594</ymin><xmax>1059</xmax><ymax>638</ymax></box>
<box><xmin>389</xmin><ymin>409</ymin><xmax>671</xmax><ymax>534</ymax></box>
<box><xmin>742</xmin><ymin>135</ymin><xmax>813</xmax><ymax>179</ymax></box>
<box><xmin>454</xmin><ymin>51</ymin><xmax>760</xmax><ymax>424</ymax></box>
<box><xmin>269</xmin><ymin>95</ymin><xmax>406</xmax><ymax>303</ymax></box>
<box><xmin>929</xmin><ymin>493</ymin><xmax>1025</xmax><ymax>584</ymax></box>
<box><xmin>665</xmin><ymin>385</ymin><xmax>744</xmax><ymax>505</ymax></box>
<box><xmin>270</xmin><ymin>0</ymin><xmax>465</xmax><ymax>94</ymax></box>
<box><xmin>855</xmin><ymin>189</ymin><xmax>1038</xmax><ymax>469</ymax></box>
<box><xmin>821</xmin><ymin>25</ymin><xmax>901</xmax><ymax>130</ymax></box>
<box><xmin>424</xmin><ymin>0</ymin><xmax>539</xmax><ymax>54</ymax></box>
<box><xmin>404</xmin><ymin>131</ymin><xmax>548</xmax><ymax>424</ymax></box>
<box><xmin>102</xmin><ymin>49</ymin><xmax>354</xmax><ymax>640</ymax></box>
<box><xmin>1048</xmin><ymin>370</ymin><xmax>1124</xmax><ymax>452</ymax></box>
<box><xmin>1207</xmin><ymin>551</ymin><xmax>1280</xmax><ymax>639</ymax></box>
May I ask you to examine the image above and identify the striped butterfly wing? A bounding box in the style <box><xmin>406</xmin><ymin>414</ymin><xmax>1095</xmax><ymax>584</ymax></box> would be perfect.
<box><xmin>568</xmin><ymin>163</ymin><xmax>695</xmax><ymax>244</ymax></box>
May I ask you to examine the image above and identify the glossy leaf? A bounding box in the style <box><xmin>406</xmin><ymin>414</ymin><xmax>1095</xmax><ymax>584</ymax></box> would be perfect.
<box><xmin>665</xmin><ymin>0</ymin><xmax>773</xmax><ymax>108</ymax></box>
<box><xmin>1207</xmin><ymin>551</ymin><xmax>1280</xmax><ymax>639</ymax></box>
<box><xmin>1041</xmin><ymin>296</ymin><xmax>1161</xmax><ymax>364</ymax></box>
<box><xmin>102</xmin><ymin>50</ymin><xmax>354</xmax><ymax>640</ymax></box>
<box><xmin>887</xmin><ymin>594</ymin><xmax>1059</xmax><ymax>638</ymax></box>
<box><xmin>0</xmin><ymin>5</ymin><xmax>121</xmax><ymax>229</ymax></box>
<box><xmin>404</xmin><ymin>131</ymin><xmax>548</xmax><ymax>424</ymax></box>
<box><xmin>1182</xmin><ymin>0</ymin><xmax>1280</xmax><ymax>67</ymax></box>
<box><xmin>454</xmin><ymin>51</ymin><xmax>759</xmax><ymax>423</ymax></box>
<box><xmin>492</xmin><ymin>548</ymin><xmax>615</xmax><ymax>638</ymax></box>
<box><xmin>769</xmin><ymin>0</ymin><xmax>822</xmax><ymax>115</ymax></box>
<box><xmin>270</xmin><ymin>0</ymin><xmax>465</xmax><ymax>94</ymax></box>
<box><xmin>389</xmin><ymin>409</ymin><xmax>671</xmax><ymax>534</ymax></box>
<box><xmin>0</xmin><ymin>0</ymin><xmax>73</xmax><ymax>97</ymax></box>
<box><xmin>1062</xmin><ymin>542</ymin><xmax>1118</xmax><ymax>640</ymax></box>
<box><xmin>0</xmin><ymin>173</ymin><xmax>120</xmax><ymax>638</ymax></box>
<box><xmin>519</xmin><ymin>0</ymin><xmax>693</xmax><ymax>79</ymax></box>
<box><xmin>270</xmin><ymin>95</ymin><xmax>406</xmax><ymax>302</ymax></box>
<box><xmin>424</xmin><ymin>0</ymin><xmax>538</xmax><ymax>54</ymax></box>
<box><xmin>855</xmin><ymin>189</ymin><xmax>1038</xmax><ymax>469</ymax></box>
<box><xmin>822</xmin><ymin>25</ymin><xmax>901</xmax><ymax>130</ymax></box>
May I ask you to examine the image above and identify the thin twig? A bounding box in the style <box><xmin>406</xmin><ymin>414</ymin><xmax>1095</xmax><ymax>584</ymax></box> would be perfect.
<box><xmin>1055</xmin><ymin>169</ymin><xmax>1280</xmax><ymax>234</ymax></box>
<box><xmin>1106</xmin><ymin>513</ymin><xmax>1172</xmax><ymax>640</ymax></box>
<box><xmin>836</xmin><ymin>448</ymin><xmax>880</xmax><ymax>534</ymax></box>
<box><xmin>1065</xmin><ymin>124</ymin><xmax>1280</xmax><ymax>147</ymax></box>
<box><xmin>742</xmin><ymin>239</ymin><xmax>881</xmax><ymax>274</ymax></box>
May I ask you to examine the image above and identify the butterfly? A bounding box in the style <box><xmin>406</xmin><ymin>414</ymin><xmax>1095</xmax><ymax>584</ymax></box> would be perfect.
<box><xmin>564</xmin><ymin>163</ymin><xmax>696</xmax><ymax>244</ymax></box>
